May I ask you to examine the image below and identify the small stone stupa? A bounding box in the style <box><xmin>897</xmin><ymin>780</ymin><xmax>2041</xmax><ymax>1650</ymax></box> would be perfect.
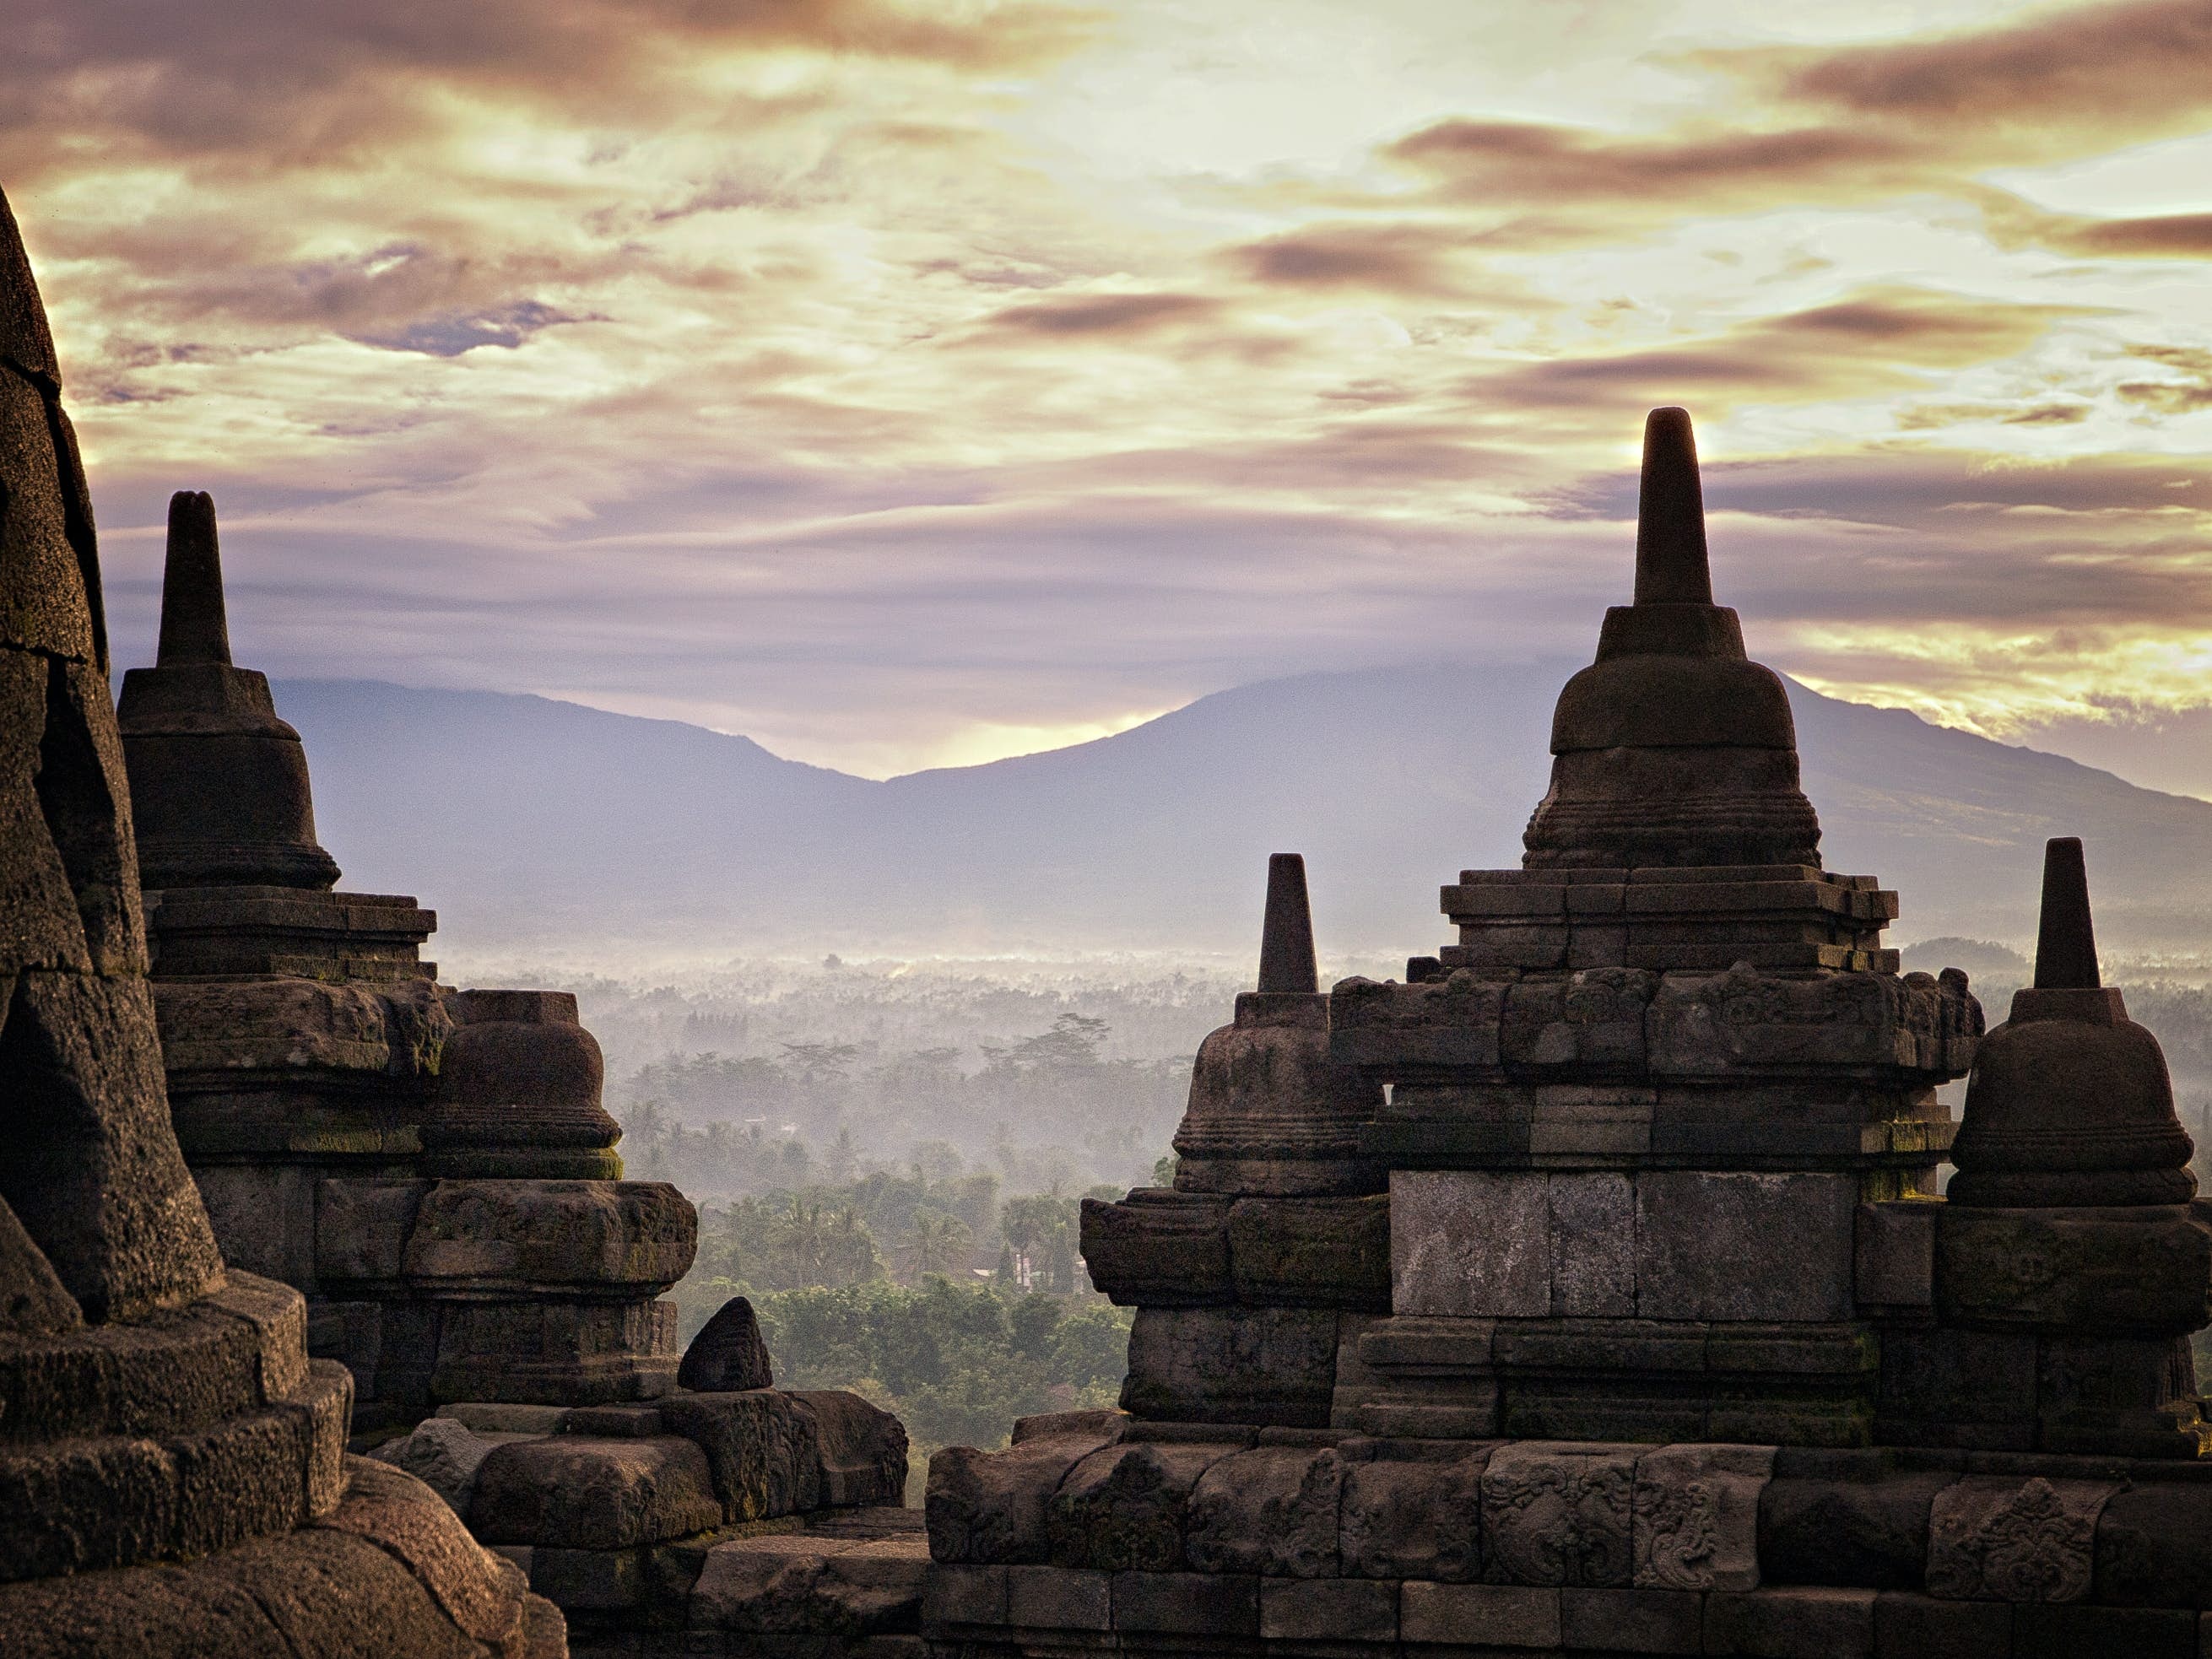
<box><xmin>923</xmin><ymin>408</ymin><xmax>2212</xmax><ymax>1658</ymax></box>
<box><xmin>116</xmin><ymin>489</ymin><xmax>916</xmax><ymax>1651</ymax></box>
<box><xmin>0</xmin><ymin>180</ymin><xmax>557</xmax><ymax>1656</ymax></box>
<box><xmin>117</xmin><ymin>496</ymin><xmax>674</xmax><ymax>1419</ymax></box>
<box><xmin>1080</xmin><ymin>853</ymin><xmax>1387</xmax><ymax>1424</ymax></box>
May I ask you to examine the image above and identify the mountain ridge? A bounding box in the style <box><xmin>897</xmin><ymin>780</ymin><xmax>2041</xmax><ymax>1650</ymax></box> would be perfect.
<box><xmin>266</xmin><ymin>668</ymin><xmax>2212</xmax><ymax>960</ymax></box>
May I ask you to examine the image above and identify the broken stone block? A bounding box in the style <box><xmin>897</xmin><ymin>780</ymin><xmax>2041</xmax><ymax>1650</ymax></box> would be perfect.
<box><xmin>677</xmin><ymin>1294</ymin><xmax>773</xmax><ymax>1392</ymax></box>
<box><xmin>1481</xmin><ymin>1441</ymin><xmax>1637</xmax><ymax>1588</ymax></box>
<box><xmin>1079</xmin><ymin>1190</ymin><xmax>1232</xmax><ymax>1306</ymax></box>
<box><xmin>365</xmin><ymin>1415</ymin><xmax>493</xmax><ymax>1515</ymax></box>
<box><xmin>791</xmin><ymin>1389</ymin><xmax>907</xmax><ymax>1508</ymax></box>
<box><xmin>468</xmin><ymin>1435</ymin><xmax>722</xmax><ymax>1550</ymax></box>
<box><xmin>1339</xmin><ymin>1444</ymin><xmax>1490</xmax><ymax>1581</ymax></box>
<box><xmin>925</xmin><ymin>1419</ymin><xmax>1120</xmax><ymax>1564</ymax></box>
<box><xmin>1925</xmin><ymin>1475</ymin><xmax>2118</xmax><ymax>1603</ymax></box>
<box><xmin>657</xmin><ymin>1388</ymin><xmax>817</xmax><ymax>1521</ymax></box>
<box><xmin>1630</xmin><ymin>1442</ymin><xmax>1772</xmax><ymax>1592</ymax></box>
<box><xmin>1183</xmin><ymin>1445</ymin><xmax>1344</xmax><ymax>1577</ymax></box>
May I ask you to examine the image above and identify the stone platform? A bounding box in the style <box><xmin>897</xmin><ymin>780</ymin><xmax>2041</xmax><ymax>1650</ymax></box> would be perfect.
<box><xmin>924</xmin><ymin>1411</ymin><xmax>2212</xmax><ymax>1658</ymax></box>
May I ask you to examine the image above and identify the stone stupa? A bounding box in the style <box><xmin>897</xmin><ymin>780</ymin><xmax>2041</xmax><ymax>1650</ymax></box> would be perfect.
<box><xmin>0</xmin><ymin>181</ymin><xmax>560</xmax><ymax>1657</ymax></box>
<box><xmin>922</xmin><ymin>409</ymin><xmax>2212</xmax><ymax>1659</ymax></box>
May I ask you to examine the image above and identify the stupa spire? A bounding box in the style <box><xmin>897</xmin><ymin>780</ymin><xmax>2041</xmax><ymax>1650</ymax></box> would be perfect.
<box><xmin>1632</xmin><ymin>406</ymin><xmax>1712</xmax><ymax>606</ymax></box>
<box><xmin>1257</xmin><ymin>852</ymin><xmax>1319</xmax><ymax>994</ymax></box>
<box><xmin>154</xmin><ymin>490</ymin><xmax>231</xmax><ymax>667</ymax></box>
<box><xmin>2032</xmin><ymin>836</ymin><xmax>2101</xmax><ymax>990</ymax></box>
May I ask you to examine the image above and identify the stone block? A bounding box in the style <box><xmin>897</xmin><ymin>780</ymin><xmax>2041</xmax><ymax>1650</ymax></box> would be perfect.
<box><xmin>1757</xmin><ymin>1466</ymin><xmax>1952</xmax><ymax>1589</ymax></box>
<box><xmin>2096</xmin><ymin>1483</ymin><xmax>2212</xmax><ymax>1608</ymax></box>
<box><xmin>1631</xmin><ymin>1442</ymin><xmax>1772</xmax><ymax>1592</ymax></box>
<box><xmin>1227</xmin><ymin>1195</ymin><xmax>1389</xmax><ymax>1310</ymax></box>
<box><xmin>1079</xmin><ymin>1190</ymin><xmax>1232</xmax><ymax>1306</ymax></box>
<box><xmin>468</xmin><ymin>1435</ymin><xmax>722</xmax><ymax>1549</ymax></box>
<box><xmin>1046</xmin><ymin>1440</ymin><xmax>1236</xmax><ymax>1570</ymax></box>
<box><xmin>1004</xmin><ymin>1564</ymin><xmax>1111</xmax><ymax>1629</ymax></box>
<box><xmin>1110</xmin><ymin>1570</ymin><xmax>1259</xmax><ymax>1635</ymax></box>
<box><xmin>402</xmin><ymin>1180</ymin><xmax>696</xmax><ymax>1290</ymax></box>
<box><xmin>925</xmin><ymin>1421</ymin><xmax>1117</xmax><ymax>1564</ymax></box>
<box><xmin>1260</xmin><ymin>1576</ymin><xmax>1398</xmax><ymax>1643</ymax></box>
<box><xmin>1340</xmin><ymin>1444</ymin><xmax>1490</xmax><ymax>1581</ymax></box>
<box><xmin>1185</xmin><ymin>1445</ymin><xmax>1343</xmax><ymax>1577</ymax></box>
<box><xmin>1559</xmin><ymin>1585</ymin><xmax>1702</xmax><ymax>1653</ymax></box>
<box><xmin>1704</xmin><ymin>1586</ymin><xmax>1875</xmax><ymax>1656</ymax></box>
<box><xmin>1393</xmin><ymin>1171</ymin><xmax>1551</xmax><ymax>1318</ymax></box>
<box><xmin>1872</xmin><ymin>1591</ymin><xmax>2009</xmax><ymax>1659</ymax></box>
<box><xmin>1549</xmin><ymin>1173</ymin><xmax>1635</xmax><ymax>1317</ymax></box>
<box><xmin>1937</xmin><ymin>1206</ymin><xmax>2212</xmax><ymax>1335</ymax></box>
<box><xmin>1401</xmin><ymin>1581</ymin><xmax>1560</xmax><ymax>1647</ymax></box>
<box><xmin>1856</xmin><ymin>1201</ymin><xmax>1935</xmax><ymax>1311</ymax></box>
<box><xmin>367</xmin><ymin>1415</ymin><xmax>494</xmax><ymax>1514</ymax></box>
<box><xmin>657</xmin><ymin>1389</ymin><xmax>818</xmax><ymax>1521</ymax></box>
<box><xmin>530</xmin><ymin>1545</ymin><xmax>647</xmax><ymax>1610</ymax></box>
<box><xmin>792</xmin><ymin>1391</ymin><xmax>907</xmax><ymax>1508</ymax></box>
<box><xmin>2012</xmin><ymin>1603</ymin><xmax>2198</xmax><ymax>1659</ymax></box>
<box><xmin>1120</xmin><ymin>1305</ymin><xmax>1338</xmax><ymax>1426</ymax></box>
<box><xmin>1482</xmin><ymin>1441</ymin><xmax>1637</xmax><ymax>1587</ymax></box>
<box><xmin>1634</xmin><ymin>1172</ymin><xmax>1856</xmax><ymax>1322</ymax></box>
<box><xmin>921</xmin><ymin>1562</ymin><xmax>1006</xmax><ymax>1626</ymax></box>
<box><xmin>1926</xmin><ymin>1475</ymin><xmax>2117</xmax><ymax>1602</ymax></box>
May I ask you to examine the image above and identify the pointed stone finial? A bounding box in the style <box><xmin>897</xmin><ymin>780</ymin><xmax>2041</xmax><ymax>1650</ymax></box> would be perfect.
<box><xmin>1633</xmin><ymin>406</ymin><xmax>1712</xmax><ymax>607</ymax></box>
<box><xmin>2032</xmin><ymin>836</ymin><xmax>2101</xmax><ymax>990</ymax></box>
<box><xmin>155</xmin><ymin>490</ymin><xmax>231</xmax><ymax>667</ymax></box>
<box><xmin>1257</xmin><ymin>852</ymin><xmax>1318</xmax><ymax>994</ymax></box>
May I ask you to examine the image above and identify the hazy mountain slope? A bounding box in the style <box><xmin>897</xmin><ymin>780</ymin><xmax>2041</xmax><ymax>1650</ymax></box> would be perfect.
<box><xmin>269</xmin><ymin>669</ymin><xmax>2212</xmax><ymax>959</ymax></box>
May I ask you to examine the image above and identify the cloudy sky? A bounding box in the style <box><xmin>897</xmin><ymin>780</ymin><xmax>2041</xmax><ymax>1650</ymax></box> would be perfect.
<box><xmin>6</xmin><ymin>0</ymin><xmax>2212</xmax><ymax>780</ymax></box>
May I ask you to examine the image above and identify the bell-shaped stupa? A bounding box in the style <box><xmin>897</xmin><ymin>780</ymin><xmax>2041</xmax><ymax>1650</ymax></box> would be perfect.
<box><xmin>1950</xmin><ymin>837</ymin><xmax>2196</xmax><ymax>1206</ymax></box>
<box><xmin>1525</xmin><ymin>406</ymin><xmax>1820</xmax><ymax>872</ymax></box>
<box><xmin>1170</xmin><ymin>852</ymin><xmax>1384</xmax><ymax>1196</ymax></box>
<box><xmin>116</xmin><ymin>493</ymin><xmax>341</xmax><ymax>890</ymax></box>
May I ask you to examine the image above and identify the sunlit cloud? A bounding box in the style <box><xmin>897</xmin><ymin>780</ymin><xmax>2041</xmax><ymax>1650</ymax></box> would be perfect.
<box><xmin>4</xmin><ymin>0</ymin><xmax>2210</xmax><ymax>777</ymax></box>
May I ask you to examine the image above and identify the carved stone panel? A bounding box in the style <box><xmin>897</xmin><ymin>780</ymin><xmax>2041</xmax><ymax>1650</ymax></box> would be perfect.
<box><xmin>1480</xmin><ymin>1441</ymin><xmax>1637</xmax><ymax>1587</ymax></box>
<box><xmin>1926</xmin><ymin>1476</ymin><xmax>2118</xmax><ymax>1603</ymax></box>
<box><xmin>1630</xmin><ymin>1442</ymin><xmax>1774</xmax><ymax>1592</ymax></box>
